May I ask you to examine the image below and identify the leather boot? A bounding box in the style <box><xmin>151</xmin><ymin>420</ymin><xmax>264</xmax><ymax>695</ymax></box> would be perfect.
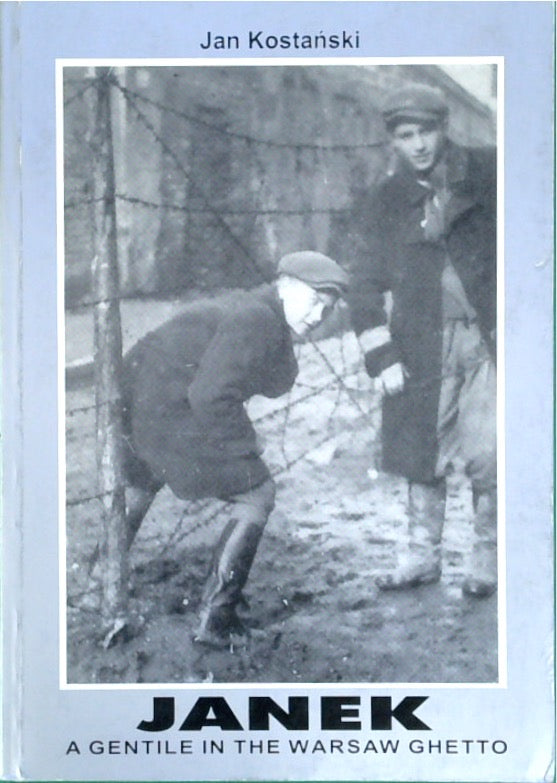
<box><xmin>194</xmin><ymin>519</ymin><xmax>264</xmax><ymax>647</ymax></box>
<box><xmin>376</xmin><ymin>480</ymin><xmax>446</xmax><ymax>590</ymax></box>
<box><xmin>462</xmin><ymin>487</ymin><xmax>497</xmax><ymax>598</ymax></box>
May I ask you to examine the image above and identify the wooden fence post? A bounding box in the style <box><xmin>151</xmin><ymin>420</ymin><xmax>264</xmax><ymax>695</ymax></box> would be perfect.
<box><xmin>88</xmin><ymin>67</ymin><xmax>128</xmax><ymax>635</ymax></box>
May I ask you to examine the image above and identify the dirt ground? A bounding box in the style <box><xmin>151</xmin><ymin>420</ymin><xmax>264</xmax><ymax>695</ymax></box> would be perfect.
<box><xmin>65</xmin><ymin>313</ymin><xmax>498</xmax><ymax>686</ymax></box>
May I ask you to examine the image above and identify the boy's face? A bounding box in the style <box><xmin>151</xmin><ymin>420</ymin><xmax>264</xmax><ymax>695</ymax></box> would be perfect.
<box><xmin>391</xmin><ymin>120</ymin><xmax>447</xmax><ymax>174</ymax></box>
<box><xmin>280</xmin><ymin>278</ymin><xmax>336</xmax><ymax>337</ymax></box>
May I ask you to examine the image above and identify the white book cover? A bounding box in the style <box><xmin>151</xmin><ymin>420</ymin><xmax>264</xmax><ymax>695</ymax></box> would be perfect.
<box><xmin>1</xmin><ymin>2</ymin><xmax>554</xmax><ymax>781</ymax></box>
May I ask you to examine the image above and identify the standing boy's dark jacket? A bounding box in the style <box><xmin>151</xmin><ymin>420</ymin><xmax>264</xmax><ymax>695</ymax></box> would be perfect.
<box><xmin>349</xmin><ymin>141</ymin><xmax>496</xmax><ymax>483</ymax></box>
<box><xmin>123</xmin><ymin>285</ymin><xmax>298</xmax><ymax>500</ymax></box>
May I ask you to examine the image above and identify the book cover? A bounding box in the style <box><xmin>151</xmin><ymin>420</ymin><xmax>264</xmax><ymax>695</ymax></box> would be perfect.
<box><xmin>1</xmin><ymin>2</ymin><xmax>554</xmax><ymax>781</ymax></box>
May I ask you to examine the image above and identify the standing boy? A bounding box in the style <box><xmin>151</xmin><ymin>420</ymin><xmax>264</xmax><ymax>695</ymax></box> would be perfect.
<box><xmin>349</xmin><ymin>84</ymin><xmax>497</xmax><ymax>597</ymax></box>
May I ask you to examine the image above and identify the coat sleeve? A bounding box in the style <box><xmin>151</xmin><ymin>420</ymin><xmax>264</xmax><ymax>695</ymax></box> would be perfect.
<box><xmin>347</xmin><ymin>188</ymin><xmax>402</xmax><ymax>377</ymax></box>
<box><xmin>187</xmin><ymin>306</ymin><xmax>271</xmax><ymax>458</ymax></box>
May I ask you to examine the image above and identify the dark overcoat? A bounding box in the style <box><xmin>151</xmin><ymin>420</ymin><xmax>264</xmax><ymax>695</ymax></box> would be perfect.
<box><xmin>349</xmin><ymin>141</ymin><xmax>496</xmax><ymax>483</ymax></box>
<box><xmin>122</xmin><ymin>285</ymin><xmax>298</xmax><ymax>500</ymax></box>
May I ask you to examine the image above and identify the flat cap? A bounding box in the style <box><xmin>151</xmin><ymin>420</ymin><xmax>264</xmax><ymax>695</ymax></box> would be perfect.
<box><xmin>277</xmin><ymin>251</ymin><xmax>349</xmax><ymax>297</ymax></box>
<box><xmin>382</xmin><ymin>84</ymin><xmax>449</xmax><ymax>127</ymax></box>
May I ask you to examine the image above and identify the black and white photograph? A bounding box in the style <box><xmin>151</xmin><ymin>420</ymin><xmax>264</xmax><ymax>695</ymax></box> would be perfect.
<box><xmin>63</xmin><ymin>61</ymin><xmax>501</xmax><ymax>686</ymax></box>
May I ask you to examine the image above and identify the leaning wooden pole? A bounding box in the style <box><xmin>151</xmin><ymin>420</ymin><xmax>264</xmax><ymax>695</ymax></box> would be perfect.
<box><xmin>89</xmin><ymin>68</ymin><xmax>128</xmax><ymax>634</ymax></box>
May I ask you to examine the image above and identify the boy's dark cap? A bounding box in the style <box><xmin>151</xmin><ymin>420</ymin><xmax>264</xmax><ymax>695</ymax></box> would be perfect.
<box><xmin>277</xmin><ymin>251</ymin><xmax>349</xmax><ymax>297</ymax></box>
<box><xmin>382</xmin><ymin>84</ymin><xmax>449</xmax><ymax>127</ymax></box>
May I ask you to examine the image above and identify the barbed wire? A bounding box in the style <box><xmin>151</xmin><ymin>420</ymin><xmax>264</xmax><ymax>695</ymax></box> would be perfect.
<box><xmin>67</xmin><ymin>490</ymin><xmax>112</xmax><ymax>508</ymax></box>
<box><xmin>66</xmin><ymin>405</ymin><xmax>378</xmax><ymax>606</ymax></box>
<box><xmin>66</xmin><ymin>353</ymin><xmax>490</xmax><ymax>425</ymax></box>
<box><xmin>158</xmin><ymin>499</ymin><xmax>229</xmax><ymax>557</ymax></box>
<box><xmin>277</xmin><ymin>345</ymin><xmax>302</xmax><ymax>465</ymax></box>
<box><xmin>64</xmin><ymin>381</ymin><xmax>345</xmax><ymax>429</ymax></box>
<box><xmin>66</xmin><ymin>331</ymin><xmax>489</xmax><ymax>603</ymax></box>
<box><xmin>65</xmin><ymin>347</ymin><xmax>489</xmax><ymax>539</ymax></box>
<box><xmin>64</xmin><ymin>73</ymin><xmax>360</xmax><ymax>313</ymax></box>
<box><xmin>67</xmin><ymin>80</ymin><xmax>360</xmax><ymax>399</ymax></box>
<box><xmin>113</xmin><ymin>84</ymin><xmax>361</xmax><ymax>398</ymax></box>
<box><xmin>66</xmin><ymin>400</ymin><xmax>98</xmax><ymax>417</ymax></box>
<box><xmin>112</xmin><ymin>75</ymin><xmax>273</xmax><ymax>285</ymax></box>
<box><xmin>307</xmin><ymin>336</ymin><xmax>370</xmax><ymax>418</ymax></box>
<box><xmin>65</xmin><ymin>382</ymin><xmax>343</xmax><ymax>420</ymax></box>
<box><xmin>64</xmin><ymin>191</ymin><xmax>351</xmax><ymax>216</ymax></box>
<box><xmin>329</xmin><ymin>349</ymin><xmax>349</xmax><ymax>421</ymax></box>
<box><xmin>64</xmin><ymin>349</ymin><xmax>492</xmax><ymax>521</ymax></box>
<box><xmin>156</xmin><ymin>402</ymin><xmax>381</xmax><ymax>559</ymax></box>
<box><xmin>64</xmin><ymin>80</ymin><xmax>95</xmax><ymax>108</ymax></box>
<box><xmin>65</xmin><ymin>391</ymin><xmax>381</xmax><ymax>605</ymax></box>
<box><xmin>115</xmin><ymin>81</ymin><xmax>385</xmax><ymax>153</ymax></box>
<box><xmin>65</xmin><ymin>356</ymin><xmax>367</xmax><ymax>510</ymax></box>
<box><xmin>65</xmin><ymin>332</ymin><xmax>492</xmax><ymax>604</ymax></box>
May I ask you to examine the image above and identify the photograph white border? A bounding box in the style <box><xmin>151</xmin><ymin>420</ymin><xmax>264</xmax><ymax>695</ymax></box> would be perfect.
<box><xmin>57</xmin><ymin>55</ymin><xmax>506</xmax><ymax>692</ymax></box>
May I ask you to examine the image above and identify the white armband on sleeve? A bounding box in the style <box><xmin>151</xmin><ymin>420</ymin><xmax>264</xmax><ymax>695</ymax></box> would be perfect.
<box><xmin>358</xmin><ymin>325</ymin><xmax>391</xmax><ymax>354</ymax></box>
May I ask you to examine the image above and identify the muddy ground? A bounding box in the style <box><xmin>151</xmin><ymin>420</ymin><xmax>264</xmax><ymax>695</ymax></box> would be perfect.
<box><xmin>65</xmin><ymin>308</ymin><xmax>498</xmax><ymax>685</ymax></box>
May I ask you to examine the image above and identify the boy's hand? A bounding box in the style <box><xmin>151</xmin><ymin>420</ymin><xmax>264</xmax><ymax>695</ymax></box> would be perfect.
<box><xmin>376</xmin><ymin>362</ymin><xmax>406</xmax><ymax>396</ymax></box>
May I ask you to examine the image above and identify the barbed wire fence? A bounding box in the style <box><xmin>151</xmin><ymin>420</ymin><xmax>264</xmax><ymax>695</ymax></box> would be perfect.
<box><xmin>64</xmin><ymin>67</ymin><xmax>388</xmax><ymax>632</ymax></box>
<box><xmin>64</xmin><ymin>68</ymin><xmax>489</xmax><ymax>634</ymax></box>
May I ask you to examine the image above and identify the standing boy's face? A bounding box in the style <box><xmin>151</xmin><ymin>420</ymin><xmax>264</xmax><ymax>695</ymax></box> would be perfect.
<box><xmin>391</xmin><ymin>121</ymin><xmax>447</xmax><ymax>174</ymax></box>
